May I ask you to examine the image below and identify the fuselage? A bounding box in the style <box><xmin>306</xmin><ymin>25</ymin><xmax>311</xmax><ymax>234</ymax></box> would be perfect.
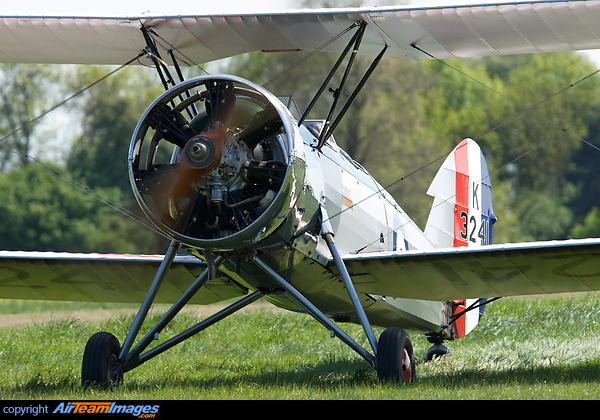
<box><xmin>129</xmin><ymin>75</ymin><xmax>451</xmax><ymax>336</ymax></box>
<box><xmin>214</xmin><ymin>117</ymin><xmax>448</xmax><ymax>334</ymax></box>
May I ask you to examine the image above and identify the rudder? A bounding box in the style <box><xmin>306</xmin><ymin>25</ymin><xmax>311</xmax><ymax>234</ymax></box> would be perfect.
<box><xmin>424</xmin><ymin>138</ymin><xmax>496</xmax><ymax>338</ymax></box>
<box><xmin>425</xmin><ymin>138</ymin><xmax>496</xmax><ymax>249</ymax></box>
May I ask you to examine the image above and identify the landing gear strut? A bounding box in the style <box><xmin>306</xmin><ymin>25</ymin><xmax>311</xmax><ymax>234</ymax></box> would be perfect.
<box><xmin>80</xmin><ymin>241</ymin><xmax>265</xmax><ymax>390</ymax></box>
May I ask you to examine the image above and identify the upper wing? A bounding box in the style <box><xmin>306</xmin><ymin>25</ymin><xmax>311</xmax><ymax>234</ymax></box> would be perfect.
<box><xmin>0</xmin><ymin>251</ymin><xmax>247</xmax><ymax>304</ymax></box>
<box><xmin>2</xmin><ymin>1</ymin><xmax>600</xmax><ymax>65</ymax></box>
<box><xmin>337</xmin><ymin>238</ymin><xmax>600</xmax><ymax>301</ymax></box>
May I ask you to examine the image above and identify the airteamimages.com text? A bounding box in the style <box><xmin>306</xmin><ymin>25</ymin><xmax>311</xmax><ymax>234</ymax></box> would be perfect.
<box><xmin>2</xmin><ymin>402</ymin><xmax>162</xmax><ymax>418</ymax></box>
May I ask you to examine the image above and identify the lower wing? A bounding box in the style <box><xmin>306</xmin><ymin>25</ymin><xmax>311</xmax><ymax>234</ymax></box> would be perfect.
<box><xmin>337</xmin><ymin>238</ymin><xmax>600</xmax><ymax>301</ymax></box>
<box><xmin>0</xmin><ymin>251</ymin><xmax>247</xmax><ymax>304</ymax></box>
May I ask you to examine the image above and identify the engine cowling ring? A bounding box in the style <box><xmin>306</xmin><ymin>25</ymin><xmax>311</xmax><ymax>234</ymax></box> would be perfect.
<box><xmin>128</xmin><ymin>75</ymin><xmax>305</xmax><ymax>250</ymax></box>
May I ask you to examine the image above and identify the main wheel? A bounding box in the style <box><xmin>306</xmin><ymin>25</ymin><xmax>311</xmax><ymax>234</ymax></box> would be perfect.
<box><xmin>82</xmin><ymin>332</ymin><xmax>123</xmax><ymax>389</ymax></box>
<box><xmin>377</xmin><ymin>327</ymin><xmax>416</xmax><ymax>384</ymax></box>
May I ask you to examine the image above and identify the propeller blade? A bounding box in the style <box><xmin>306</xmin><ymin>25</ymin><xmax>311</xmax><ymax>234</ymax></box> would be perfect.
<box><xmin>135</xmin><ymin>161</ymin><xmax>206</xmax><ymax>232</ymax></box>
<box><xmin>238</xmin><ymin>103</ymin><xmax>283</xmax><ymax>150</ymax></box>
<box><xmin>205</xmin><ymin>80</ymin><xmax>236</xmax><ymax>130</ymax></box>
<box><xmin>135</xmin><ymin>164</ymin><xmax>178</xmax><ymax>201</ymax></box>
<box><xmin>146</xmin><ymin>102</ymin><xmax>197</xmax><ymax>148</ymax></box>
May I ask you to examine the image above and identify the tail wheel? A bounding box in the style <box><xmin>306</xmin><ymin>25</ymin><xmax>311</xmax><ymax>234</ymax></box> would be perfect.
<box><xmin>377</xmin><ymin>327</ymin><xmax>416</xmax><ymax>384</ymax></box>
<box><xmin>82</xmin><ymin>332</ymin><xmax>123</xmax><ymax>389</ymax></box>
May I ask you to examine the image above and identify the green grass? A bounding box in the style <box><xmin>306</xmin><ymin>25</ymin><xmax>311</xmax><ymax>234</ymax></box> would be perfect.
<box><xmin>1</xmin><ymin>294</ymin><xmax>600</xmax><ymax>399</ymax></box>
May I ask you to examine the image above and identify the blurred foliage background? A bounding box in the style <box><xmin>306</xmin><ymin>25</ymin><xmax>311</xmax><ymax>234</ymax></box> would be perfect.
<box><xmin>1</xmin><ymin>0</ymin><xmax>600</xmax><ymax>254</ymax></box>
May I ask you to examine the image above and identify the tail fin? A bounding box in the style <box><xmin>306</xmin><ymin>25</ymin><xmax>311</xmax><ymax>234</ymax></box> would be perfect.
<box><xmin>424</xmin><ymin>138</ymin><xmax>496</xmax><ymax>249</ymax></box>
<box><xmin>424</xmin><ymin>138</ymin><xmax>496</xmax><ymax>339</ymax></box>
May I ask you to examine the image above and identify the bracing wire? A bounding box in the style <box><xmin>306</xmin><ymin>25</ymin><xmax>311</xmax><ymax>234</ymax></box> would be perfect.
<box><xmin>325</xmin><ymin>47</ymin><xmax>600</xmax><ymax>253</ymax></box>
<box><xmin>0</xmin><ymin>22</ymin><xmax>364</xmax><ymax>248</ymax></box>
<box><xmin>411</xmin><ymin>43</ymin><xmax>600</xmax><ymax>152</ymax></box>
<box><xmin>0</xmin><ymin>52</ymin><xmax>144</xmax><ymax>148</ymax></box>
<box><xmin>262</xmin><ymin>22</ymin><xmax>361</xmax><ymax>89</ymax></box>
<box><xmin>5</xmin><ymin>32</ymin><xmax>600</xmax><ymax>254</ymax></box>
<box><xmin>0</xmin><ymin>51</ymin><xmax>172</xmax><ymax>241</ymax></box>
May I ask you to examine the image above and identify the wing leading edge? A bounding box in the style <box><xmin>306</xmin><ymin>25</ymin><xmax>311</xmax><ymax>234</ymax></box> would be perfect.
<box><xmin>2</xmin><ymin>1</ymin><xmax>600</xmax><ymax>65</ymax></box>
<box><xmin>337</xmin><ymin>238</ymin><xmax>600</xmax><ymax>301</ymax></box>
<box><xmin>0</xmin><ymin>251</ymin><xmax>247</xmax><ymax>304</ymax></box>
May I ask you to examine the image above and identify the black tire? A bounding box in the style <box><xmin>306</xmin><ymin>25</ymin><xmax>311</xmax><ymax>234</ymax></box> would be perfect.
<box><xmin>82</xmin><ymin>332</ymin><xmax>123</xmax><ymax>389</ymax></box>
<box><xmin>377</xmin><ymin>327</ymin><xmax>416</xmax><ymax>384</ymax></box>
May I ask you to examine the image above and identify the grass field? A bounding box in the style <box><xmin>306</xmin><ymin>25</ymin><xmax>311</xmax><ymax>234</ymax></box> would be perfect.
<box><xmin>1</xmin><ymin>293</ymin><xmax>600</xmax><ymax>400</ymax></box>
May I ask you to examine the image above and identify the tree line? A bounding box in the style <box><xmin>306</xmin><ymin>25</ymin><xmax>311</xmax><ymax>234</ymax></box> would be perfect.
<box><xmin>229</xmin><ymin>48</ymin><xmax>600</xmax><ymax>243</ymax></box>
<box><xmin>1</xmin><ymin>46</ymin><xmax>600</xmax><ymax>254</ymax></box>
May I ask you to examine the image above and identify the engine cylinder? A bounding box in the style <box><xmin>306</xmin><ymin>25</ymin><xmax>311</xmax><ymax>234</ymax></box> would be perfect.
<box><xmin>129</xmin><ymin>75</ymin><xmax>305</xmax><ymax>250</ymax></box>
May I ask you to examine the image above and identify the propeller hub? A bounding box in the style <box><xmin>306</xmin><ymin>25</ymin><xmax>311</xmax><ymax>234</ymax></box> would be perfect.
<box><xmin>182</xmin><ymin>132</ymin><xmax>224</xmax><ymax>174</ymax></box>
<box><xmin>186</xmin><ymin>137</ymin><xmax>214</xmax><ymax>167</ymax></box>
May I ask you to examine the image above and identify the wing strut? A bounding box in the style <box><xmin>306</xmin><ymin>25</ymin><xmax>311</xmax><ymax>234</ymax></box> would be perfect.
<box><xmin>141</xmin><ymin>26</ymin><xmax>176</xmax><ymax>92</ymax></box>
<box><xmin>141</xmin><ymin>26</ymin><xmax>200</xmax><ymax>120</ymax></box>
<box><xmin>318</xmin><ymin>44</ymin><xmax>387</xmax><ymax>149</ymax></box>
<box><xmin>296</xmin><ymin>20</ymin><xmax>387</xmax><ymax>149</ymax></box>
<box><xmin>317</xmin><ymin>21</ymin><xmax>366</xmax><ymax>149</ymax></box>
<box><xmin>297</xmin><ymin>21</ymin><xmax>363</xmax><ymax>127</ymax></box>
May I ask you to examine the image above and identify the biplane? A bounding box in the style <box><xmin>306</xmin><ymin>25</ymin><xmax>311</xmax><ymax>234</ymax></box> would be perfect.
<box><xmin>2</xmin><ymin>0</ymin><xmax>600</xmax><ymax>388</ymax></box>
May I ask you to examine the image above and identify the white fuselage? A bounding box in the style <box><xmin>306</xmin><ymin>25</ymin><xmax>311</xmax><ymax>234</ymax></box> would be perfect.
<box><xmin>300</xmin><ymin>120</ymin><xmax>434</xmax><ymax>257</ymax></box>
<box><xmin>228</xmin><ymin>120</ymin><xmax>449</xmax><ymax>334</ymax></box>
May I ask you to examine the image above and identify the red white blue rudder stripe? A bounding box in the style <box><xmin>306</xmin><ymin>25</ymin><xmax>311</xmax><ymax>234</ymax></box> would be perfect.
<box><xmin>425</xmin><ymin>138</ymin><xmax>495</xmax><ymax>249</ymax></box>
